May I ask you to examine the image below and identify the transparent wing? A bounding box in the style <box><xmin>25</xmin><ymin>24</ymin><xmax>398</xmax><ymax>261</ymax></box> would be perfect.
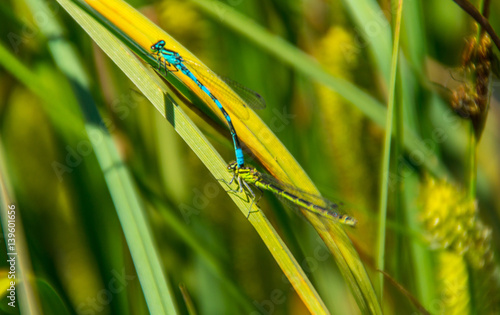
<box><xmin>182</xmin><ymin>58</ymin><xmax>266</xmax><ymax>110</ymax></box>
<box><xmin>257</xmin><ymin>171</ymin><xmax>347</xmax><ymax>210</ymax></box>
<box><xmin>245</xmin><ymin>169</ymin><xmax>355</xmax><ymax>225</ymax></box>
<box><xmin>260</xmin><ymin>182</ymin><xmax>355</xmax><ymax>227</ymax></box>
<box><xmin>218</xmin><ymin>75</ymin><xmax>267</xmax><ymax>110</ymax></box>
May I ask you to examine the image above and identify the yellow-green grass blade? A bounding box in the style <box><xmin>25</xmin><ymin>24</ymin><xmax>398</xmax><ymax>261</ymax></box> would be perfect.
<box><xmin>77</xmin><ymin>0</ymin><xmax>383</xmax><ymax>313</ymax></box>
<box><xmin>25</xmin><ymin>0</ymin><xmax>179</xmax><ymax>313</ymax></box>
<box><xmin>64</xmin><ymin>0</ymin><xmax>333</xmax><ymax>313</ymax></box>
<box><xmin>376</xmin><ymin>0</ymin><xmax>404</xmax><ymax>300</ymax></box>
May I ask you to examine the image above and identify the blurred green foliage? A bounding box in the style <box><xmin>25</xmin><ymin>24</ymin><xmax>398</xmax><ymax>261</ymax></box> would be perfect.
<box><xmin>1</xmin><ymin>0</ymin><xmax>500</xmax><ymax>314</ymax></box>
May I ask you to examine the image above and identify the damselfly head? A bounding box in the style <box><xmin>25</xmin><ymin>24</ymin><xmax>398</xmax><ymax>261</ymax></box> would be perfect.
<box><xmin>151</xmin><ymin>40</ymin><xmax>166</xmax><ymax>52</ymax></box>
<box><xmin>227</xmin><ymin>162</ymin><xmax>238</xmax><ymax>171</ymax></box>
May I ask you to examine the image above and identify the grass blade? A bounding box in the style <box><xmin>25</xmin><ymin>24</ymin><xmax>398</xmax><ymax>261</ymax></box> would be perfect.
<box><xmin>376</xmin><ymin>0</ymin><xmax>404</xmax><ymax>300</ymax></box>
<box><xmin>28</xmin><ymin>0</ymin><xmax>180</xmax><ymax>313</ymax></box>
<box><xmin>70</xmin><ymin>0</ymin><xmax>333</xmax><ymax>312</ymax></box>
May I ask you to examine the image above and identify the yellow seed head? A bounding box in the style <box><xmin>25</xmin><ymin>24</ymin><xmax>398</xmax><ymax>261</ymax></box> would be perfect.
<box><xmin>419</xmin><ymin>177</ymin><xmax>492</xmax><ymax>268</ymax></box>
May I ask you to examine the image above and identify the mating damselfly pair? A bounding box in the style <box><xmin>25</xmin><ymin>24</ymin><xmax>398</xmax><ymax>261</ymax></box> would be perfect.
<box><xmin>150</xmin><ymin>40</ymin><xmax>356</xmax><ymax>227</ymax></box>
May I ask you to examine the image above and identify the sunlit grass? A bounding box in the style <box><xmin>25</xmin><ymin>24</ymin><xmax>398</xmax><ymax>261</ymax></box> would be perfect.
<box><xmin>0</xmin><ymin>0</ymin><xmax>499</xmax><ymax>314</ymax></box>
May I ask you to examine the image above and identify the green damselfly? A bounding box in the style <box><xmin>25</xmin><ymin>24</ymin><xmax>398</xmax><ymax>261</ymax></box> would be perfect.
<box><xmin>227</xmin><ymin>162</ymin><xmax>357</xmax><ymax>227</ymax></box>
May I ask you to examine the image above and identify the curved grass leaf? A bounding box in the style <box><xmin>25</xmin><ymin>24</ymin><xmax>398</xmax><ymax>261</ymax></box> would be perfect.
<box><xmin>66</xmin><ymin>0</ymin><xmax>334</xmax><ymax>313</ymax></box>
<box><xmin>25</xmin><ymin>0</ymin><xmax>179</xmax><ymax>313</ymax></box>
<box><xmin>78</xmin><ymin>0</ymin><xmax>383</xmax><ymax>313</ymax></box>
<box><xmin>375</xmin><ymin>0</ymin><xmax>403</xmax><ymax>299</ymax></box>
